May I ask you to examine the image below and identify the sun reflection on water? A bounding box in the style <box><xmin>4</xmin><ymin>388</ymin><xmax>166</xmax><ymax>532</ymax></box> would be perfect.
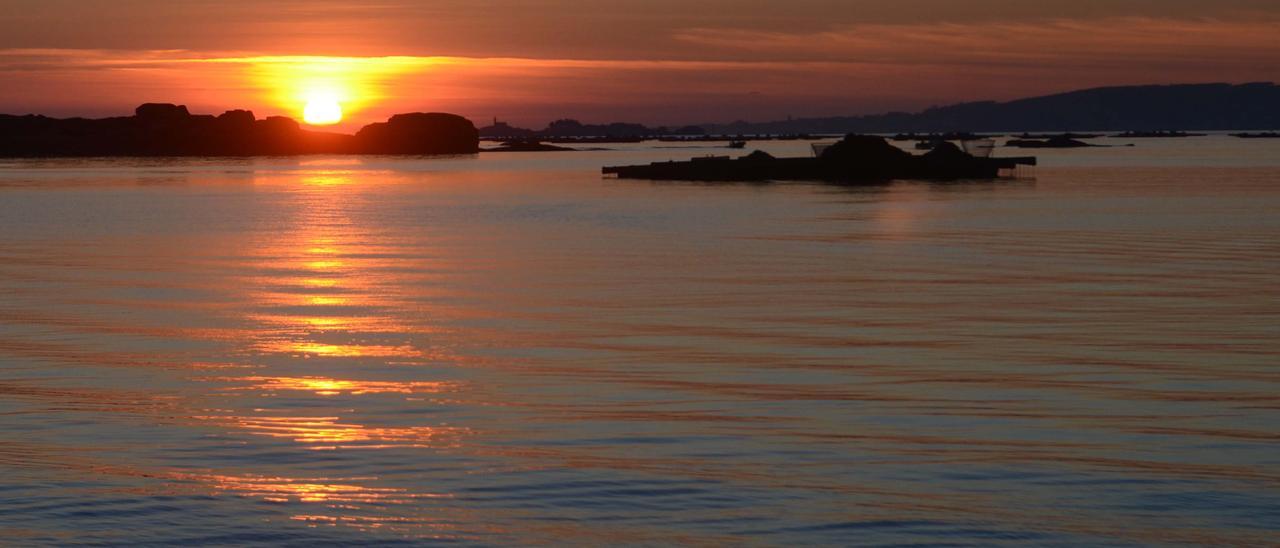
<box><xmin>219</xmin><ymin>376</ymin><xmax>458</xmax><ymax>396</ymax></box>
<box><xmin>177</xmin><ymin>171</ymin><xmax>476</xmax><ymax>462</ymax></box>
<box><xmin>190</xmin><ymin>471</ymin><xmax>433</xmax><ymax>504</ymax></box>
<box><xmin>254</xmin><ymin>341</ymin><xmax>428</xmax><ymax>358</ymax></box>
<box><xmin>231</xmin><ymin>171</ymin><xmax>433</xmax><ymax>361</ymax></box>
<box><xmin>208</xmin><ymin>415</ymin><xmax>468</xmax><ymax>449</ymax></box>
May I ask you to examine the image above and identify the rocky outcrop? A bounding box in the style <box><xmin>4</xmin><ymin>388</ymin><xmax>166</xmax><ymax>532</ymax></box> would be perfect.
<box><xmin>135</xmin><ymin>103</ymin><xmax>192</xmax><ymax>122</ymax></box>
<box><xmin>0</xmin><ymin>104</ymin><xmax>480</xmax><ymax>157</ymax></box>
<box><xmin>354</xmin><ymin>113</ymin><xmax>479</xmax><ymax>154</ymax></box>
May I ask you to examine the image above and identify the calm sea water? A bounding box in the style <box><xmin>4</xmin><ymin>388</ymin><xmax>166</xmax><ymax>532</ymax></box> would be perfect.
<box><xmin>0</xmin><ymin>137</ymin><xmax>1278</xmax><ymax>546</ymax></box>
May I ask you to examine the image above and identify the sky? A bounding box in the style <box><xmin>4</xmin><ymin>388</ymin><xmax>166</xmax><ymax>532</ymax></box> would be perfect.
<box><xmin>1</xmin><ymin>0</ymin><xmax>1278</xmax><ymax>130</ymax></box>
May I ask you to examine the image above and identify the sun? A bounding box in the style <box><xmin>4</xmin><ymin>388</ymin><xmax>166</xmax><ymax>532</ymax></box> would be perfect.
<box><xmin>242</xmin><ymin>57</ymin><xmax>448</xmax><ymax>128</ymax></box>
<box><xmin>303</xmin><ymin>98</ymin><xmax>343</xmax><ymax>125</ymax></box>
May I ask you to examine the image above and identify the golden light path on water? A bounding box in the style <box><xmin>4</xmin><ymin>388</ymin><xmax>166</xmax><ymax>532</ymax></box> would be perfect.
<box><xmin>189</xmin><ymin>170</ymin><xmax>475</xmax><ymax>458</ymax></box>
<box><xmin>0</xmin><ymin>140</ymin><xmax>1277</xmax><ymax>544</ymax></box>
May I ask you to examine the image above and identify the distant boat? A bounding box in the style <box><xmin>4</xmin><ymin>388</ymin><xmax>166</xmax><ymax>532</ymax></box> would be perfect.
<box><xmin>728</xmin><ymin>140</ymin><xmax>747</xmax><ymax>149</ymax></box>
<box><xmin>1230</xmin><ymin>132</ymin><xmax>1280</xmax><ymax>139</ymax></box>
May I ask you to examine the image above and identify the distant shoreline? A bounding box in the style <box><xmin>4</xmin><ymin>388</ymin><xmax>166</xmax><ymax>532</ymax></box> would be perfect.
<box><xmin>479</xmin><ymin>83</ymin><xmax>1280</xmax><ymax>138</ymax></box>
<box><xmin>0</xmin><ymin>103</ymin><xmax>479</xmax><ymax>158</ymax></box>
<box><xmin>4</xmin><ymin>97</ymin><xmax>1276</xmax><ymax>159</ymax></box>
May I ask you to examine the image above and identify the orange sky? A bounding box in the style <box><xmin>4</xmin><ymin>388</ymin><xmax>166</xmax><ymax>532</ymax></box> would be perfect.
<box><xmin>1</xmin><ymin>1</ymin><xmax>1278</xmax><ymax>129</ymax></box>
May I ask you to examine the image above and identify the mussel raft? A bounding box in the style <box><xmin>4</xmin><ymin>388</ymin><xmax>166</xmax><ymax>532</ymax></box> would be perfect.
<box><xmin>603</xmin><ymin>135</ymin><xmax>1036</xmax><ymax>182</ymax></box>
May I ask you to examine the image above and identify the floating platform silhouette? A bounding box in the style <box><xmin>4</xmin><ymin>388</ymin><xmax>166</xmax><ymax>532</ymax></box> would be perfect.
<box><xmin>1006</xmin><ymin>136</ymin><xmax>1097</xmax><ymax>148</ymax></box>
<box><xmin>603</xmin><ymin>135</ymin><xmax>1035</xmax><ymax>182</ymax></box>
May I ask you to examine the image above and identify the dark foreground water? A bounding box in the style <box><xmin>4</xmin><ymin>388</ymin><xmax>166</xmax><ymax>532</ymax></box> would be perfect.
<box><xmin>0</xmin><ymin>137</ymin><xmax>1278</xmax><ymax>546</ymax></box>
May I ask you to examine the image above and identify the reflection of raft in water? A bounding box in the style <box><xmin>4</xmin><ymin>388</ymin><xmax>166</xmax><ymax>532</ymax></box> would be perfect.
<box><xmin>603</xmin><ymin>135</ymin><xmax>1035</xmax><ymax>182</ymax></box>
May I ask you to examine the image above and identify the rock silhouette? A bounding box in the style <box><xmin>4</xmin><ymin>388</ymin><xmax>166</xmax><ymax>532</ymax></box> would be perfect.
<box><xmin>354</xmin><ymin>113</ymin><xmax>479</xmax><ymax>154</ymax></box>
<box><xmin>603</xmin><ymin>134</ymin><xmax>1035</xmax><ymax>182</ymax></box>
<box><xmin>0</xmin><ymin>104</ymin><xmax>480</xmax><ymax>157</ymax></box>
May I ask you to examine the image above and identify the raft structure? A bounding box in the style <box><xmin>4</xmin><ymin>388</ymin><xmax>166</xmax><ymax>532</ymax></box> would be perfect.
<box><xmin>603</xmin><ymin>134</ymin><xmax>1036</xmax><ymax>182</ymax></box>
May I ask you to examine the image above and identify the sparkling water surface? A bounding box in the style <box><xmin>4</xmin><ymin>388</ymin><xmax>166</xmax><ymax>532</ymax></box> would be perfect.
<box><xmin>1</xmin><ymin>136</ymin><xmax>1278</xmax><ymax>545</ymax></box>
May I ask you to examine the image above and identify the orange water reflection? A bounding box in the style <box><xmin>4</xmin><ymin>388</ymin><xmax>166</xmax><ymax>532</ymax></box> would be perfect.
<box><xmin>233</xmin><ymin>170</ymin><xmax>437</xmax><ymax>362</ymax></box>
<box><xmin>194</xmin><ymin>171</ymin><xmax>472</xmax><ymax>456</ymax></box>
<box><xmin>253</xmin><ymin>341</ymin><xmax>428</xmax><ymax>358</ymax></box>
<box><xmin>194</xmin><ymin>413</ymin><xmax>469</xmax><ymax>450</ymax></box>
<box><xmin>223</xmin><ymin>375</ymin><xmax>458</xmax><ymax>396</ymax></box>
<box><xmin>183</xmin><ymin>471</ymin><xmax>442</xmax><ymax>504</ymax></box>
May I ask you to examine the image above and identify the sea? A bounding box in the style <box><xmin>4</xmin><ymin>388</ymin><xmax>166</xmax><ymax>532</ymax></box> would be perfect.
<box><xmin>0</xmin><ymin>135</ymin><xmax>1277</xmax><ymax>546</ymax></box>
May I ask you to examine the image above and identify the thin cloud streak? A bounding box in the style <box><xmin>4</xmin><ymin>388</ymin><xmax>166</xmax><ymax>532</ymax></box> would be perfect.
<box><xmin>674</xmin><ymin>16</ymin><xmax>1280</xmax><ymax>66</ymax></box>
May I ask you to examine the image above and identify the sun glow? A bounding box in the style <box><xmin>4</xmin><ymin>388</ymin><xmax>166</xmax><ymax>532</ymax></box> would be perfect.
<box><xmin>303</xmin><ymin>96</ymin><xmax>343</xmax><ymax>125</ymax></box>
<box><xmin>206</xmin><ymin>56</ymin><xmax>459</xmax><ymax>127</ymax></box>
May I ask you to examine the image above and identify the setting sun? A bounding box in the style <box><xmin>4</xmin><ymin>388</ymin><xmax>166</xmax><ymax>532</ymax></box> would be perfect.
<box><xmin>303</xmin><ymin>97</ymin><xmax>342</xmax><ymax>125</ymax></box>
<box><xmin>206</xmin><ymin>56</ymin><xmax>453</xmax><ymax>129</ymax></box>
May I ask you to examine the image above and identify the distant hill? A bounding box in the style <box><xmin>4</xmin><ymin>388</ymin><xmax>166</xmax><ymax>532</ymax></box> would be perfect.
<box><xmin>702</xmin><ymin>83</ymin><xmax>1280</xmax><ymax>134</ymax></box>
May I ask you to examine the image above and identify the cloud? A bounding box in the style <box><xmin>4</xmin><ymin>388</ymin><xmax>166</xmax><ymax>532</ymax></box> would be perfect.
<box><xmin>1</xmin><ymin>14</ymin><xmax>1278</xmax><ymax>126</ymax></box>
<box><xmin>673</xmin><ymin>16</ymin><xmax>1280</xmax><ymax>68</ymax></box>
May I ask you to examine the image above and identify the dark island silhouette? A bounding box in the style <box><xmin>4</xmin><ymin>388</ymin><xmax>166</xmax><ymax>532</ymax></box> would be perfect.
<box><xmin>1006</xmin><ymin>135</ymin><xmax>1100</xmax><ymax>148</ymax></box>
<box><xmin>604</xmin><ymin>135</ymin><xmax>1034</xmax><ymax>182</ymax></box>
<box><xmin>0</xmin><ymin>103</ymin><xmax>479</xmax><ymax>157</ymax></box>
